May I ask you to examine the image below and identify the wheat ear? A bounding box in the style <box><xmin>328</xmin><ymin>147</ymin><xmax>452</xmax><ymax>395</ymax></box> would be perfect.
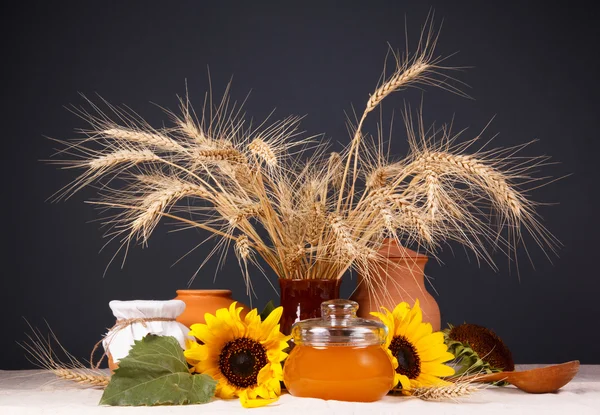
<box><xmin>101</xmin><ymin>127</ymin><xmax>186</xmax><ymax>152</ymax></box>
<box><xmin>191</xmin><ymin>148</ymin><xmax>247</xmax><ymax>164</ymax></box>
<box><xmin>335</xmin><ymin>12</ymin><xmax>464</xmax><ymax>212</ymax></box>
<box><xmin>411</xmin><ymin>382</ymin><xmax>480</xmax><ymax>401</ymax></box>
<box><xmin>88</xmin><ymin>149</ymin><xmax>160</xmax><ymax>170</ymax></box>
<box><xmin>19</xmin><ymin>322</ymin><xmax>110</xmax><ymax>389</ymax></box>
<box><xmin>328</xmin><ymin>213</ymin><xmax>360</xmax><ymax>259</ymax></box>
<box><xmin>418</xmin><ymin>152</ymin><xmax>523</xmax><ymax>219</ymax></box>
<box><xmin>248</xmin><ymin>138</ymin><xmax>277</xmax><ymax>167</ymax></box>
<box><xmin>51</xmin><ymin>368</ymin><xmax>110</xmax><ymax>387</ymax></box>
<box><xmin>131</xmin><ymin>178</ymin><xmax>209</xmax><ymax>242</ymax></box>
<box><xmin>367</xmin><ymin>60</ymin><xmax>430</xmax><ymax>113</ymax></box>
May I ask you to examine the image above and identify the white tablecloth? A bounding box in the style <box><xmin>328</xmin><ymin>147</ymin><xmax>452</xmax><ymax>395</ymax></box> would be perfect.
<box><xmin>1</xmin><ymin>365</ymin><xmax>599</xmax><ymax>415</ymax></box>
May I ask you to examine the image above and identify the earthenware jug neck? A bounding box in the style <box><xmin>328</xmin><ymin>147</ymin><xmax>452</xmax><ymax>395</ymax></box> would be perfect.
<box><xmin>176</xmin><ymin>289</ymin><xmax>233</xmax><ymax>296</ymax></box>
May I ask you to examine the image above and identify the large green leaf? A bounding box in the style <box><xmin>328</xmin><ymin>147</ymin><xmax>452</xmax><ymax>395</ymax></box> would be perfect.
<box><xmin>100</xmin><ymin>335</ymin><xmax>216</xmax><ymax>406</ymax></box>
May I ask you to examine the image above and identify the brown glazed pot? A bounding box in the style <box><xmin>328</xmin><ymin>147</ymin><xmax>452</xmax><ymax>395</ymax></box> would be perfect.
<box><xmin>350</xmin><ymin>239</ymin><xmax>441</xmax><ymax>331</ymax></box>
<box><xmin>174</xmin><ymin>289</ymin><xmax>250</xmax><ymax>328</ymax></box>
<box><xmin>279</xmin><ymin>279</ymin><xmax>341</xmax><ymax>335</ymax></box>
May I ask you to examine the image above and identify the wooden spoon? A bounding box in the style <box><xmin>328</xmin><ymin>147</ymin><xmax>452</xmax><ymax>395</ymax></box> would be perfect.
<box><xmin>457</xmin><ymin>361</ymin><xmax>580</xmax><ymax>394</ymax></box>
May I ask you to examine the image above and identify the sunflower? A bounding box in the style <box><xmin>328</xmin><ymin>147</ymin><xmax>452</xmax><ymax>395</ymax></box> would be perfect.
<box><xmin>184</xmin><ymin>302</ymin><xmax>290</xmax><ymax>408</ymax></box>
<box><xmin>372</xmin><ymin>299</ymin><xmax>455</xmax><ymax>392</ymax></box>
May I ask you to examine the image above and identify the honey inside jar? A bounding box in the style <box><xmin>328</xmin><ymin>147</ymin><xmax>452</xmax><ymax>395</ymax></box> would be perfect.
<box><xmin>283</xmin><ymin>299</ymin><xmax>395</xmax><ymax>402</ymax></box>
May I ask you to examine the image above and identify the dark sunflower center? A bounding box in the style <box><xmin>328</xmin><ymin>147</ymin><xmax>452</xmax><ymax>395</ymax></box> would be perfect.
<box><xmin>389</xmin><ymin>335</ymin><xmax>421</xmax><ymax>379</ymax></box>
<box><xmin>219</xmin><ymin>337</ymin><xmax>268</xmax><ymax>388</ymax></box>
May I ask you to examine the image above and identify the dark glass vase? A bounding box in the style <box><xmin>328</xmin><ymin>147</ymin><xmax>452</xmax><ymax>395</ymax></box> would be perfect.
<box><xmin>279</xmin><ymin>279</ymin><xmax>342</xmax><ymax>335</ymax></box>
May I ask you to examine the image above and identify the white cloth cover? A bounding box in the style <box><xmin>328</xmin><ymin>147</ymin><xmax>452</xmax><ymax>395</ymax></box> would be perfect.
<box><xmin>102</xmin><ymin>300</ymin><xmax>193</xmax><ymax>362</ymax></box>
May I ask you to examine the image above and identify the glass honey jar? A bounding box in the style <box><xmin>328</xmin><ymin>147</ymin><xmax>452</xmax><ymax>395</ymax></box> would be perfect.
<box><xmin>283</xmin><ymin>299</ymin><xmax>395</xmax><ymax>402</ymax></box>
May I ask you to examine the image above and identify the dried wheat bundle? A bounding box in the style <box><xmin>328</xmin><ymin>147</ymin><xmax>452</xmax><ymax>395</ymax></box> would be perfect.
<box><xmin>49</xmin><ymin>16</ymin><xmax>557</xmax><ymax>299</ymax></box>
<box><xmin>19</xmin><ymin>322</ymin><xmax>110</xmax><ymax>389</ymax></box>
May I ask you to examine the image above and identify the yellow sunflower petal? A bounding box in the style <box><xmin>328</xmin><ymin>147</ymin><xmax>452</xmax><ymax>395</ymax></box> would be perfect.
<box><xmin>184</xmin><ymin>338</ymin><xmax>197</xmax><ymax>350</ymax></box>
<box><xmin>267</xmin><ymin>348</ymin><xmax>288</xmax><ymax>364</ymax></box>
<box><xmin>415</xmin><ymin>372</ymin><xmax>452</xmax><ymax>387</ymax></box>
<box><xmin>272</xmin><ymin>362</ymin><xmax>284</xmax><ymax>379</ymax></box>
<box><xmin>229</xmin><ymin>301</ymin><xmax>239</xmax><ymax>315</ymax></box>
<box><xmin>239</xmin><ymin>390</ymin><xmax>279</xmax><ymax>408</ymax></box>
<box><xmin>261</xmin><ymin>306</ymin><xmax>283</xmax><ymax>333</ymax></box>
<box><xmin>203</xmin><ymin>312</ymin><xmax>218</xmax><ymax>328</ymax></box>
<box><xmin>391</xmin><ymin>302</ymin><xmax>410</xmax><ymax>320</ymax></box>
<box><xmin>370</xmin><ymin>311</ymin><xmax>390</xmax><ymax>323</ymax></box>
<box><xmin>218</xmin><ymin>382</ymin><xmax>238</xmax><ymax>399</ymax></box>
<box><xmin>385</xmin><ymin>348</ymin><xmax>399</xmax><ymax>371</ymax></box>
<box><xmin>418</xmin><ymin>343</ymin><xmax>451</xmax><ymax>362</ymax></box>
<box><xmin>415</xmin><ymin>331</ymin><xmax>445</xmax><ymax>350</ymax></box>
<box><xmin>371</xmin><ymin>311</ymin><xmax>395</xmax><ymax>342</ymax></box>
<box><xmin>409</xmin><ymin>378</ymin><xmax>423</xmax><ymax>389</ymax></box>
<box><xmin>243</xmin><ymin>308</ymin><xmax>262</xmax><ymax>338</ymax></box>
<box><xmin>404</xmin><ymin>301</ymin><xmax>423</xmax><ymax>336</ymax></box>
<box><xmin>409</xmin><ymin>320</ymin><xmax>432</xmax><ymax>344</ymax></box>
<box><xmin>266</xmin><ymin>378</ymin><xmax>282</xmax><ymax>396</ymax></box>
<box><xmin>189</xmin><ymin>323</ymin><xmax>220</xmax><ymax>345</ymax></box>
<box><xmin>420</xmin><ymin>362</ymin><xmax>456</xmax><ymax>377</ymax></box>
<box><xmin>422</xmin><ymin>352</ymin><xmax>455</xmax><ymax>366</ymax></box>
<box><xmin>256</xmin><ymin>364</ymin><xmax>273</xmax><ymax>384</ymax></box>
<box><xmin>201</xmin><ymin>367</ymin><xmax>221</xmax><ymax>378</ymax></box>
<box><xmin>244</xmin><ymin>308</ymin><xmax>259</xmax><ymax>324</ymax></box>
<box><xmin>397</xmin><ymin>373</ymin><xmax>411</xmax><ymax>390</ymax></box>
<box><xmin>183</xmin><ymin>344</ymin><xmax>209</xmax><ymax>362</ymax></box>
<box><xmin>215</xmin><ymin>306</ymin><xmax>243</xmax><ymax>338</ymax></box>
<box><xmin>263</xmin><ymin>326</ymin><xmax>288</xmax><ymax>348</ymax></box>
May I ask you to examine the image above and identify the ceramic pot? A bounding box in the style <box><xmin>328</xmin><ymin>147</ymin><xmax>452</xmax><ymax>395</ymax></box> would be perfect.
<box><xmin>279</xmin><ymin>279</ymin><xmax>341</xmax><ymax>335</ymax></box>
<box><xmin>350</xmin><ymin>239</ymin><xmax>441</xmax><ymax>331</ymax></box>
<box><xmin>174</xmin><ymin>289</ymin><xmax>250</xmax><ymax>328</ymax></box>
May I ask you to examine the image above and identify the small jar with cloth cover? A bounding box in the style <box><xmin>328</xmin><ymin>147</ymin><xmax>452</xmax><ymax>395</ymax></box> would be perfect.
<box><xmin>101</xmin><ymin>300</ymin><xmax>193</xmax><ymax>371</ymax></box>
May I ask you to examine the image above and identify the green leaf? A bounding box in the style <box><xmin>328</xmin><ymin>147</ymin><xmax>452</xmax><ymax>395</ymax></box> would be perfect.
<box><xmin>260</xmin><ymin>300</ymin><xmax>276</xmax><ymax>321</ymax></box>
<box><xmin>100</xmin><ymin>335</ymin><xmax>216</xmax><ymax>406</ymax></box>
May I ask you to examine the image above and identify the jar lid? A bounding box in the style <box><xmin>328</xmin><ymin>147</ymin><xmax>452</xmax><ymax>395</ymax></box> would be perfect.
<box><xmin>291</xmin><ymin>299</ymin><xmax>388</xmax><ymax>347</ymax></box>
<box><xmin>109</xmin><ymin>300</ymin><xmax>186</xmax><ymax>319</ymax></box>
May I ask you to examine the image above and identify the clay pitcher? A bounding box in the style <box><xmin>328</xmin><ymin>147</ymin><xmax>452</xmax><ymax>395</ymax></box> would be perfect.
<box><xmin>174</xmin><ymin>289</ymin><xmax>250</xmax><ymax>328</ymax></box>
<box><xmin>350</xmin><ymin>239</ymin><xmax>441</xmax><ymax>331</ymax></box>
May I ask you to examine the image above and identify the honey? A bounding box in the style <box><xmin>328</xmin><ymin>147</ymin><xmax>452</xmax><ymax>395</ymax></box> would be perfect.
<box><xmin>284</xmin><ymin>344</ymin><xmax>394</xmax><ymax>402</ymax></box>
<box><xmin>283</xmin><ymin>299</ymin><xmax>395</xmax><ymax>402</ymax></box>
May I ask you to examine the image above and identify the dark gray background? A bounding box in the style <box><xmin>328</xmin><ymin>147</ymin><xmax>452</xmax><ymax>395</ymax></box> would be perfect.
<box><xmin>2</xmin><ymin>0</ymin><xmax>599</xmax><ymax>369</ymax></box>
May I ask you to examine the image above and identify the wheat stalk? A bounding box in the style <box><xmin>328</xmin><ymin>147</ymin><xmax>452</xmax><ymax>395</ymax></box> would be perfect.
<box><xmin>248</xmin><ymin>138</ymin><xmax>277</xmax><ymax>167</ymax></box>
<box><xmin>367</xmin><ymin>59</ymin><xmax>430</xmax><ymax>113</ymax></box>
<box><xmin>101</xmin><ymin>127</ymin><xmax>186</xmax><ymax>153</ymax></box>
<box><xmin>412</xmin><ymin>152</ymin><xmax>523</xmax><ymax>220</ymax></box>
<box><xmin>49</xmin><ymin>16</ymin><xmax>556</xmax><ymax>294</ymax></box>
<box><xmin>130</xmin><ymin>177</ymin><xmax>210</xmax><ymax>242</ymax></box>
<box><xmin>305</xmin><ymin>202</ymin><xmax>326</xmax><ymax>246</ymax></box>
<box><xmin>411</xmin><ymin>382</ymin><xmax>480</xmax><ymax>401</ymax></box>
<box><xmin>191</xmin><ymin>148</ymin><xmax>247</xmax><ymax>165</ymax></box>
<box><xmin>51</xmin><ymin>368</ymin><xmax>110</xmax><ymax>387</ymax></box>
<box><xmin>88</xmin><ymin>149</ymin><xmax>160</xmax><ymax>170</ymax></box>
<box><xmin>336</xmin><ymin>14</ymin><xmax>463</xmax><ymax>213</ymax></box>
<box><xmin>20</xmin><ymin>322</ymin><xmax>110</xmax><ymax>389</ymax></box>
<box><xmin>328</xmin><ymin>213</ymin><xmax>361</xmax><ymax>260</ymax></box>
